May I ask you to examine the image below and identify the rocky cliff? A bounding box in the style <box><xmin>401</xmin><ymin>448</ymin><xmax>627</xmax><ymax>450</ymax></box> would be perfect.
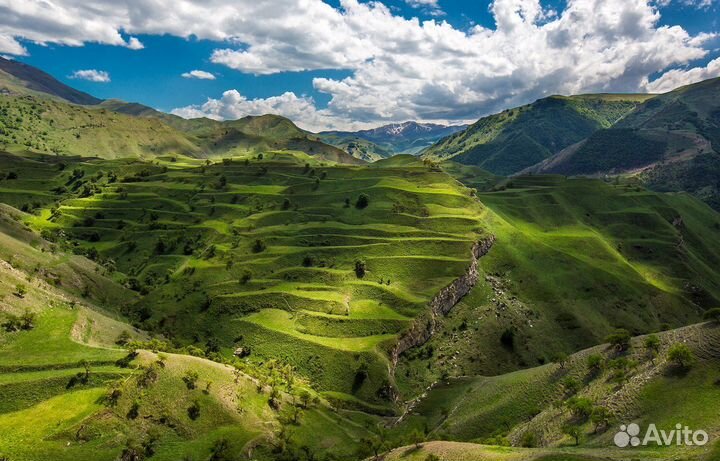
<box><xmin>390</xmin><ymin>235</ymin><xmax>495</xmax><ymax>370</ymax></box>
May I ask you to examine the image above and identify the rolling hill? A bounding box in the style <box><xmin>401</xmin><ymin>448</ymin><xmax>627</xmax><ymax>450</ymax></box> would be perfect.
<box><xmin>422</xmin><ymin>94</ymin><xmax>651</xmax><ymax>175</ymax></box>
<box><xmin>0</xmin><ymin>58</ymin><xmax>360</xmax><ymax>164</ymax></box>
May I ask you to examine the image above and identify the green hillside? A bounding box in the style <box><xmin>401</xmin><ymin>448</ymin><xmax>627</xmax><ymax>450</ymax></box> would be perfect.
<box><xmin>393</xmin><ymin>321</ymin><xmax>720</xmax><ymax>461</ymax></box>
<box><xmin>532</xmin><ymin>78</ymin><xmax>720</xmax><ymax>209</ymax></box>
<box><xmin>394</xmin><ymin>173</ymin><xmax>720</xmax><ymax>398</ymax></box>
<box><xmin>423</xmin><ymin>95</ymin><xmax>650</xmax><ymax>175</ymax></box>
<box><xmin>0</xmin><ymin>59</ymin><xmax>359</xmax><ymax>164</ymax></box>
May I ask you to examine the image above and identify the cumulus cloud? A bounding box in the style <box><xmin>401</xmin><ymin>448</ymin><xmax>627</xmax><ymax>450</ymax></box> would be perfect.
<box><xmin>170</xmin><ymin>89</ymin><xmax>377</xmax><ymax>132</ymax></box>
<box><xmin>181</xmin><ymin>70</ymin><xmax>216</xmax><ymax>80</ymax></box>
<box><xmin>643</xmin><ymin>57</ymin><xmax>720</xmax><ymax>92</ymax></box>
<box><xmin>0</xmin><ymin>0</ymin><xmax>718</xmax><ymax>130</ymax></box>
<box><xmin>69</xmin><ymin>69</ymin><xmax>111</xmax><ymax>83</ymax></box>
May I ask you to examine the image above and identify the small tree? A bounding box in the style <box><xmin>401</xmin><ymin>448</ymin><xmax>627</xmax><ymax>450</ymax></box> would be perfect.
<box><xmin>667</xmin><ymin>343</ymin><xmax>695</xmax><ymax>369</ymax></box>
<box><xmin>703</xmin><ymin>308</ymin><xmax>720</xmax><ymax>323</ymax></box>
<box><xmin>354</xmin><ymin>260</ymin><xmax>366</xmax><ymax>279</ymax></box>
<box><xmin>591</xmin><ymin>406</ymin><xmax>611</xmax><ymax>433</ymax></box>
<box><xmin>356</xmin><ymin>193</ymin><xmax>369</xmax><ymax>209</ymax></box>
<box><xmin>566</xmin><ymin>397</ymin><xmax>593</xmax><ymax>420</ymax></box>
<box><xmin>564</xmin><ymin>424</ymin><xmax>581</xmax><ymax>446</ymax></box>
<box><xmin>605</xmin><ymin>329</ymin><xmax>631</xmax><ymax>352</ymax></box>
<box><xmin>553</xmin><ymin>352</ymin><xmax>568</xmax><ymax>369</ymax></box>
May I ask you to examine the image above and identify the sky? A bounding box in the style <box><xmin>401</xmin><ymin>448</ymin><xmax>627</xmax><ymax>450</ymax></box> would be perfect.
<box><xmin>0</xmin><ymin>0</ymin><xmax>719</xmax><ymax>132</ymax></box>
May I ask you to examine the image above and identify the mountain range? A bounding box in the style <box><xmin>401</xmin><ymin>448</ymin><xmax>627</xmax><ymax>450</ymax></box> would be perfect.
<box><xmin>319</xmin><ymin>121</ymin><xmax>468</xmax><ymax>161</ymax></box>
<box><xmin>2</xmin><ymin>56</ymin><xmax>720</xmax><ymax>461</ymax></box>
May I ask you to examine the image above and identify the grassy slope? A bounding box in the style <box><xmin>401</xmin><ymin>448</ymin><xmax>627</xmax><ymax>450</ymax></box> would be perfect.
<box><xmin>393</xmin><ymin>322</ymin><xmax>720</xmax><ymax>461</ymax></box>
<box><xmin>0</xmin><ymin>208</ymin><xmax>377</xmax><ymax>461</ymax></box>
<box><xmin>533</xmin><ymin>78</ymin><xmax>720</xmax><ymax>210</ymax></box>
<box><xmin>395</xmin><ymin>174</ymin><xmax>720</xmax><ymax>397</ymax></box>
<box><xmin>423</xmin><ymin>95</ymin><xmax>650</xmax><ymax>175</ymax></box>
<box><xmin>0</xmin><ymin>151</ymin><xmax>487</xmax><ymax>408</ymax></box>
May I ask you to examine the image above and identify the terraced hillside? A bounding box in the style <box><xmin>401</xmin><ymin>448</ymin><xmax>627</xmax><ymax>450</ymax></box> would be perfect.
<box><xmin>394</xmin><ymin>173</ymin><xmax>720</xmax><ymax>397</ymax></box>
<box><xmin>0</xmin><ymin>210</ymin><xmax>381</xmax><ymax>461</ymax></box>
<box><xmin>0</xmin><ymin>152</ymin><xmax>487</xmax><ymax>410</ymax></box>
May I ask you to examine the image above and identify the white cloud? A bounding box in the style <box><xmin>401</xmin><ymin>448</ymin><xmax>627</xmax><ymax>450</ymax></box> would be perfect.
<box><xmin>643</xmin><ymin>57</ymin><xmax>720</xmax><ymax>92</ymax></box>
<box><xmin>171</xmin><ymin>89</ymin><xmax>376</xmax><ymax>132</ymax></box>
<box><xmin>181</xmin><ymin>70</ymin><xmax>216</xmax><ymax>80</ymax></box>
<box><xmin>126</xmin><ymin>36</ymin><xmax>144</xmax><ymax>50</ymax></box>
<box><xmin>0</xmin><ymin>33</ymin><xmax>27</xmax><ymax>56</ymax></box>
<box><xmin>0</xmin><ymin>0</ymin><xmax>718</xmax><ymax>130</ymax></box>
<box><xmin>69</xmin><ymin>69</ymin><xmax>111</xmax><ymax>83</ymax></box>
<box><xmin>404</xmin><ymin>0</ymin><xmax>445</xmax><ymax>16</ymax></box>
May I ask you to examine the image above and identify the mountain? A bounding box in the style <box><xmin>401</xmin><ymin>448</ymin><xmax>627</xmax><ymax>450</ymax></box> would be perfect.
<box><xmin>0</xmin><ymin>56</ymin><xmax>102</xmax><ymax>105</ymax></box>
<box><xmin>423</xmin><ymin>94</ymin><xmax>652</xmax><ymax>175</ymax></box>
<box><xmin>0</xmin><ymin>59</ymin><xmax>360</xmax><ymax>164</ymax></box>
<box><xmin>319</xmin><ymin>121</ymin><xmax>467</xmax><ymax>161</ymax></box>
<box><xmin>529</xmin><ymin>77</ymin><xmax>720</xmax><ymax>209</ymax></box>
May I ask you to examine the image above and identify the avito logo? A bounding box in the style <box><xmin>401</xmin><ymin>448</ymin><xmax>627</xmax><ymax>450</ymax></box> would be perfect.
<box><xmin>614</xmin><ymin>423</ymin><xmax>709</xmax><ymax>448</ymax></box>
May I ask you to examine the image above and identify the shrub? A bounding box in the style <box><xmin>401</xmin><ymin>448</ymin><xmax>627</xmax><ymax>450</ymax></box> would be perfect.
<box><xmin>667</xmin><ymin>343</ymin><xmax>695</xmax><ymax>369</ymax></box>
<box><xmin>252</xmin><ymin>239</ymin><xmax>266</xmax><ymax>253</ymax></box>
<box><xmin>605</xmin><ymin>329</ymin><xmax>631</xmax><ymax>351</ymax></box>
<box><xmin>187</xmin><ymin>401</ymin><xmax>201</xmax><ymax>420</ymax></box>
<box><xmin>354</xmin><ymin>260</ymin><xmax>366</xmax><ymax>278</ymax></box>
<box><xmin>566</xmin><ymin>397</ymin><xmax>593</xmax><ymax>419</ymax></box>
<box><xmin>356</xmin><ymin>193</ymin><xmax>369</xmax><ymax>209</ymax></box>
<box><xmin>587</xmin><ymin>354</ymin><xmax>603</xmax><ymax>370</ymax></box>
<box><xmin>183</xmin><ymin>370</ymin><xmax>199</xmax><ymax>389</ymax></box>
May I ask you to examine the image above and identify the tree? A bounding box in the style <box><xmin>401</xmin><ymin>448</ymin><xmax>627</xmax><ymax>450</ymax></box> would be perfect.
<box><xmin>605</xmin><ymin>329</ymin><xmax>631</xmax><ymax>352</ymax></box>
<box><xmin>356</xmin><ymin>193</ymin><xmax>369</xmax><ymax>209</ymax></box>
<box><xmin>298</xmin><ymin>389</ymin><xmax>312</xmax><ymax>409</ymax></box>
<box><xmin>667</xmin><ymin>343</ymin><xmax>695</xmax><ymax>369</ymax></box>
<box><xmin>552</xmin><ymin>352</ymin><xmax>568</xmax><ymax>369</ymax></box>
<box><xmin>566</xmin><ymin>397</ymin><xmax>593</xmax><ymax>420</ymax></box>
<box><xmin>564</xmin><ymin>424</ymin><xmax>581</xmax><ymax>446</ymax></box>
<box><xmin>703</xmin><ymin>308</ymin><xmax>720</xmax><ymax>323</ymax></box>
<box><xmin>354</xmin><ymin>260</ymin><xmax>366</xmax><ymax>279</ymax></box>
<box><xmin>79</xmin><ymin>359</ymin><xmax>91</xmax><ymax>383</ymax></box>
<box><xmin>591</xmin><ymin>406</ymin><xmax>610</xmax><ymax>433</ymax></box>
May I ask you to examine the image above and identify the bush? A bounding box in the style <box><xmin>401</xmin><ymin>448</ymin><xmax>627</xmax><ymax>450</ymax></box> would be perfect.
<box><xmin>355</xmin><ymin>193</ymin><xmax>369</xmax><ymax>209</ymax></box>
<box><xmin>252</xmin><ymin>239</ymin><xmax>266</xmax><ymax>253</ymax></box>
<box><xmin>354</xmin><ymin>260</ymin><xmax>366</xmax><ymax>278</ymax></box>
<box><xmin>188</xmin><ymin>401</ymin><xmax>201</xmax><ymax>420</ymax></box>
<box><xmin>183</xmin><ymin>370</ymin><xmax>199</xmax><ymax>389</ymax></box>
<box><xmin>667</xmin><ymin>343</ymin><xmax>695</xmax><ymax>369</ymax></box>
<box><xmin>605</xmin><ymin>329</ymin><xmax>631</xmax><ymax>351</ymax></box>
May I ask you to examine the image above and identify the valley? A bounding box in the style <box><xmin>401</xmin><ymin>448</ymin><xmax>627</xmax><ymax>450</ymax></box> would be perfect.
<box><xmin>1</xmin><ymin>57</ymin><xmax>720</xmax><ymax>461</ymax></box>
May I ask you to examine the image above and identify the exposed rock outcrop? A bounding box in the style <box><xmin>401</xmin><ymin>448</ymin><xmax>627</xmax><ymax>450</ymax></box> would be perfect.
<box><xmin>389</xmin><ymin>235</ymin><xmax>495</xmax><ymax>371</ymax></box>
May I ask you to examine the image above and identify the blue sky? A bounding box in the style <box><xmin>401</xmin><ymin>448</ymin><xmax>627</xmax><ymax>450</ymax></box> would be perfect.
<box><xmin>2</xmin><ymin>0</ymin><xmax>719</xmax><ymax>131</ymax></box>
